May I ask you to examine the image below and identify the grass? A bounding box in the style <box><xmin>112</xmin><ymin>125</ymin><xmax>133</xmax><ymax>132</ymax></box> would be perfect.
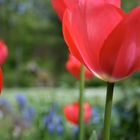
<box><xmin>2</xmin><ymin>86</ymin><xmax>123</xmax><ymax>106</ymax></box>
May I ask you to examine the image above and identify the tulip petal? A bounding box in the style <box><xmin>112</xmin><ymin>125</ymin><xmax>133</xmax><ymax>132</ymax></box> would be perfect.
<box><xmin>66</xmin><ymin>54</ymin><xmax>81</xmax><ymax>79</ymax></box>
<box><xmin>0</xmin><ymin>40</ymin><xmax>8</xmax><ymax>65</ymax></box>
<box><xmin>106</xmin><ymin>0</ymin><xmax>121</xmax><ymax>7</ymax></box>
<box><xmin>64</xmin><ymin>103</ymin><xmax>79</xmax><ymax>124</ymax></box>
<box><xmin>100</xmin><ymin>6</ymin><xmax>140</xmax><ymax>81</ymax></box>
<box><xmin>88</xmin><ymin>0</ymin><xmax>121</xmax><ymax>7</ymax></box>
<box><xmin>83</xmin><ymin>102</ymin><xmax>92</xmax><ymax>123</ymax></box>
<box><xmin>51</xmin><ymin>0</ymin><xmax>66</xmax><ymax>20</ymax></box>
<box><xmin>63</xmin><ymin>17</ymin><xmax>84</xmax><ymax>63</ymax></box>
<box><xmin>63</xmin><ymin>102</ymin><xmax>92</xmax><ymax>124</ymax></box>
<box><xmin>66</xmin><ymin>54</ymin><xmax>93</xmax><ymax>80</ymax></box>
<box><xmin>51</xmin><ymin>0</ymin><xmax>121</xmax><ymax>20</ymax></box>
<box><xmin>63</xmin><ymin>2</ymin><xmax>124</xmax><ymax>79</ymax></box>
<box><xmin>51</xmin><ymin>0</ymin><xmax>78</xmax><ymax>21</ymax></box>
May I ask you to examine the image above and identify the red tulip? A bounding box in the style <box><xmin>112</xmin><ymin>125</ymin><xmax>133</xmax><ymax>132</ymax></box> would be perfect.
<box><xmin>51</xmin><ymin>0</ymin><xmax>121</xmax><ymax>21</ymax></box>
<box><xmin>63</xmin><ymin>0</ymin><xmax>140</xmax><ymax>82</ymax></box>
<box><xmin>66</xmin><ymin>54</ymin><xmax>93</xmax><ymax>80</ymax></box>
<box><xmin>64</xmin><ymin>102</ymin><xmax>92</xmax><ymax>125</ymax></box>
<box><xmin>0</xmin><ymin>68</ymin><xmax>2</xmax><ymax>93</ymax></box>
<box><xmin>0</xmin><ymin>40</ymin><xmax>8</xmax><ymax>65</ymax></box>
<box><xmin>0</xmin><ymin>40</ymin><xmax>8</xmax><ymax>94</ymax></box>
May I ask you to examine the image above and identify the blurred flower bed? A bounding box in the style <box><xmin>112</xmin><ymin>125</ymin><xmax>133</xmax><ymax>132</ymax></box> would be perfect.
<box><xmin>0</xmin><ymin>88</ymin><xmax>140</xmax><ymax>140</ymax></box>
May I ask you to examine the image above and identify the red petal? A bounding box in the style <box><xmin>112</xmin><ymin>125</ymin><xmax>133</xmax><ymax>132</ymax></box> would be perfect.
<box><xmin>88</xmin><ymin>0</ymin><xmax>121</xmax><ymax>7</ymax></box>
<box><xmin>63</xmin><ymin>2</ymin><xmax>124</xmax><ymax>79</ymax></box>
<box><xmin>0</xmin><ymin>68</ymin><xmax>2</xmax><ymax>94</ymax></box>
<box><xmin>83</xmin><ymin>102</ymin><xmax>92</xmax><ymax>123</ymax></box>
<box><xmin>85</xmin><ymin>69</ymin><xmax>93</xmax><ymax>80</ymax></box>
<box><xmin>0</xmin><ymin>40</ymin><xmax>8</xmax><ymax>65</ymax></box>
<box><xmin>106</xmin><ymin>0</ymin><xmax>121</xmax><ymax>7</ymax></box>
<box><xmin>66</xmin><ymin>54</ymin><xmax>93</xmax><ymax>80</ymax></box>
<box><xmin>63</xmin><ymin>102</ymin><xmax>92</xmax><ymax>124</ymax></box>
<box><xmin>51</xmin><ymin>0</ymin><xmax>66</xmax><ymax>20</ymax></box>
<box><xmin>66</xmin><ymin>54</ymin><xmax>81</xmax><ymax>80</ymax></box>
<box><xmin>51</xmin><ymin>0</ymin><xmax>78</xmax><ymax>21</ymax></box>
<box><xmin>63</xmin><ymin>103</ymin><xmax>79</xmax><ymax>124</ymax></box>
<box><xmin>100</xmin><ymin>6</ymin><xmax>140</xmax><ymax>81</ymax></box>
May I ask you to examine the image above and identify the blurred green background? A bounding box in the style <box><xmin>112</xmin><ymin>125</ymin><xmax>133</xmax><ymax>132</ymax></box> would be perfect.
<box><xmin>0</xmin><ymin>0</ymin><xmax>139</xmax><ymax>88</ymax></box>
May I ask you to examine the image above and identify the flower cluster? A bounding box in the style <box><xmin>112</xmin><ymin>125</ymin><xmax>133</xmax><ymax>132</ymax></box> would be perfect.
<box><xmin>15</xmin><ymin>94</ymin><xmax>35</xmax><ymax>123</ymax></box>
<box><xmin>12</xmin><ymin>94</ymin><xmax>35</xmax><ymax>138</ymax></box>
<box><xmin>43</xmin><ymin>104</ymin><xmax>64</xmax><ymax>136</ymax></box>
<box><xmin>0</xmin><ymin>98</ymin><xmax>12</xmax><ymax>118</ymax></box>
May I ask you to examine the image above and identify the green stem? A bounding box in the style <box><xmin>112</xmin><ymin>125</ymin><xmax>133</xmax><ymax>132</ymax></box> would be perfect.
<box><xmin>103</xmin><ymin>82</ymin><xmax>115</xmax><ymax>140</ymax></box>
<box><xmin>78</xmin><ymin>65</ymin><xmax>85</xmax><ymax>140</ymax></box>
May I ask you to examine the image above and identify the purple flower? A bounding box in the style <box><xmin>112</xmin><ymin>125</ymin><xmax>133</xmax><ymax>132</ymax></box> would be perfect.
<box><xmin>49</xmin><ymin>110</ymin><xmax>55</xmax><ymax>118</ymax></box>
<box><xmin>0</xmin><ymin>98</ymin><xmax>12</xmax><ymax>115</ymax></box>
<box><xmin>27</xmin><ymin>106</ymin><xmax>35</xmax><ymax>118</ymax></box>
<box><xmin>16</xmin><ymin>94</ymin><xmax>26</xmax><ymax>110</ymax></box>
<box><xmin>22</xmin><ymin>106</ymin><xmax>35</xmax><ymax>122</ymax></box>
<box><xmin>54</xmin><ymin>115</ymin><xmax>62</xmax><ymax>125</ymax></box>
<box><xmin>43</xmin><ymin>104</ymin><xmax>64</xmax><ymax>136</ymax></box>
<box><xmin>0</xmin><ymin>98</ymin><xmax>10</xmax><ymax>107</ymax></box>
<box><xmin>56</xmin><ymin>124</ymin><xmax>63</xmax><ymax>135</ymax></box>
<box><xmin>92</xmin><ymin>107</ymin><xmax>100</xmax><ymax>123</ymax></box>
<box><xmin>47</xmin><ymin>123</ymin><xmax>55</xmax><ymax>134</ymax></box>
<box><xmin>17</xmin><ymin>3</ymin><xmax>27</xmax><ymax>14</ymax></box>
<box><xmin>43</xmin><ymin>115</ymin><xmax>52</xmax><ymax>126</ymax></box>
<box><xmin>73</xmin><ymin>126</ymin><xmax>79</xmax><ymax>136</ymax></box>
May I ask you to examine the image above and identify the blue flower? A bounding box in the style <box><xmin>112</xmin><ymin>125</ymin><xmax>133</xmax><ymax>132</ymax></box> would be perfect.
<box><xmin>16</xmin><ymin>94</ymin><xmax>26</xmax><ymax>110</ymax></box>
<box><xmin>56</xmin><ymin>124</ymin><xmax>63</xmax><ymax>135</ymax></box>
<box><xmin>0</xmin><ymin>98</ymin><xmax>12</xmax><ymax>114</ymax></box>
<box><xmin>22</xmin><ymin>106</ymin><xmax>35</xmax><ymax>122</ymax></box>
<box><xmin>73</xmin><ymin>126</ymin><xmax>79</xmax><ymax>136</ymax></box>
<box><xmin>0</xmin><ymin>98</ymin><xmax>10</xmax><ymax>106</ymax></box>
<box><xmin>47</xmin><ymin>123</ymin><xmax>55</xmax><ymax>134</ymax></box>
<box><xmin>43</xmin><ymin>115</ymin><xmax>52</xmax><ymax>126</ymax></box>
<box><xmin>17</xmin><ymin>3</ymin><xmax>27</xmax><ymax>14</ymax></box>
<box><xmin>54</xmin><ymin>115</ymin><xmax>62</xmax><ymax>125</ymax></box>
<box><xmin>43</xmin><ymin>104</ymin><xmax>64</xmax><ymax>136</ymax></box>
<box><xmin>49</xmin><ymin>109</ymin><xmax>55</xmax><ymax>118</ymax></box>
<box><xmin>27</xmin><ymin>106</ymin><xmax>35</xmax><ymax>118</ymax></box>
<box><xmin>92</xmin><ymin>107</ymin><xmax>100</xmax><ymax>123</ymax></box>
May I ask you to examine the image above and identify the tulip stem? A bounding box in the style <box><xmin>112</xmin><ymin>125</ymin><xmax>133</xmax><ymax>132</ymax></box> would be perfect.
<box><xmin>79</xmin><ymin>65</ymin><xmax>85</xmax><ymax>140</ymax></box>
<box><xmin>103</xmin><ymin>82</ymin><xmax>115</xmax><ymax>140</ymax></box>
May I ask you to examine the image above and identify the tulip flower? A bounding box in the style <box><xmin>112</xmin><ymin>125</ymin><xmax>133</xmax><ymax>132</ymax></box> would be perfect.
<box><xmin>61</xmin><ymin>1</ymin><xmax>140</xmax><ymax>140</ymax></box>
<box><xmin>66</xmin><ymin>54</ymin><xmax>93</xmax><ymax>80</ymax></box>
<box><xmin>0</xmin><ymin>40</ymin><xmax>8</xmax><ymax>94</ymax></box>
<box><xmin>63</xmin><ymin>0</ymin><xmax>140</xmax><ymax>82</ymax></box>
<box><xmin>63</xmin><ymin>102</ymin><xmax>92</xmax><ymax>125</ymax></box>
<box><xmin>0</xmin><ymin>40</ymin><xmax>8</xmax><ymax>65</ymax></box>
<box><xmin>51</xmin><ymin>1</ymin><xmax>122</xmax><ymax>140</ymax></box>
